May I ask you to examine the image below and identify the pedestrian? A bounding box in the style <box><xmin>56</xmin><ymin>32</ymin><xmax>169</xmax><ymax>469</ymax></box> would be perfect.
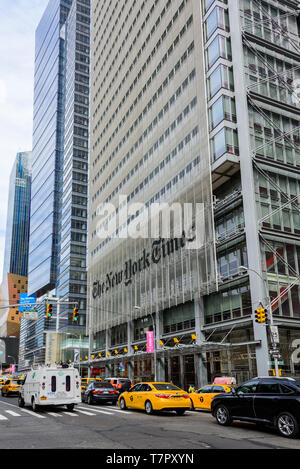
<box><xmin>188</xmin><ymin>384</ymin><xmax>195</xmax><ymax>393</ymax></box>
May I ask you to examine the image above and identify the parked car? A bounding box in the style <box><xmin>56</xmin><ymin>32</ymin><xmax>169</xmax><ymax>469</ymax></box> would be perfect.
<box><xmin>189</xmin><ymin>384</ymin><xmax>233</xmax><ymax>410</ymax></box>
<box><xmin>82</xmin><ymin>381</ymin><xmax>119</xmax><ymax>405</ymax></box>
<box><xmin>118</xmin><ymin>382</ymin><xmax>191</xmax><ymax>415</ymax></box>
<box><xmin>211</xmin><ymin>377</ymin><xmax>300</xmax><ymax>438</ymax></box>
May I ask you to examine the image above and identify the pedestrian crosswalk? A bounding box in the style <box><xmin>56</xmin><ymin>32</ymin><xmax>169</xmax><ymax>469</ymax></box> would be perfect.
<box><xmin>0</xmin><ymin>403</ymin><xmax>134</xmax><ymax>422</ymax></box>
<box><xmin>0</xmin><ymin>402</ymin><xmax>194</xmax><ymax>422</ymax></box>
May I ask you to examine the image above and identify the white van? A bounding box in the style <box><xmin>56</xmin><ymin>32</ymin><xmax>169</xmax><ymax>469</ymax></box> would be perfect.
<box><xmin>18</xmin><ymin>365</ymin><xmax>81</xmax><ymax>412</ymax></box>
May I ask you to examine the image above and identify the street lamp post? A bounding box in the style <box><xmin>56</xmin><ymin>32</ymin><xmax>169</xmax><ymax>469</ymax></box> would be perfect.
<box><xmin>239</xmin><ymin>265</ymin><xmax>280</xmax><ymax>376</ymax></box>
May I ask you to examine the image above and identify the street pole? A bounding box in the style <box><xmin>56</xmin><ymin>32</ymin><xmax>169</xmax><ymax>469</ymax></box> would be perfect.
<box><xmin>56</xmin><ymin>299</ymin><xmax>60</xmax><ymax>332</ymax></box>
<box><xmin>150</xmin><ymin>312</ymin><xmax>157</xmax><ymax>382</ymax></box>
<box><xmin>239</xmin><ymin>266</ymin><xmax>280</xmax><ymax>377</ymax></box>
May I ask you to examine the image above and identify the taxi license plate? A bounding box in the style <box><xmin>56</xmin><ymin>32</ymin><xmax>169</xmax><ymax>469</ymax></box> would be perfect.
<box><xmin>172</xmin><ymin>396</ymin><xmax>183</xmax><ymax>399</ymax></box>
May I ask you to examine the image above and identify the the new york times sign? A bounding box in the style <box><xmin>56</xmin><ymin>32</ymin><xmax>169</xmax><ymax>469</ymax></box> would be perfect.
<box><xmin>92</xmin><ymin>231</ymin><xmax>195</xmax><ymax>299</ymax></box>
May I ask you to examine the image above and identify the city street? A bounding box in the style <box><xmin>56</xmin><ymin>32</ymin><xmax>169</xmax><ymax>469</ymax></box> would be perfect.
<box><xmin>0</xmin><ymin>395</ymin><xmax>299</xmax><ymax>450</ymax></box>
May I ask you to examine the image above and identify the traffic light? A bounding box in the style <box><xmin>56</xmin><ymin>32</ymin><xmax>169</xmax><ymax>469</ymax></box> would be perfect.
<box><xmin>46</xmin><ymin>304</ymin><xmax>53</xmax><ymax>318</ymax></box>
<box><xmin>255</xmin><ymin>307</ymin><xmax>268</xmax><ymax>323</ymax></box>
<box><xmin>73</xmin><ymin>307</ymin><xmax>79</xmax><ymax>322</ymax></box>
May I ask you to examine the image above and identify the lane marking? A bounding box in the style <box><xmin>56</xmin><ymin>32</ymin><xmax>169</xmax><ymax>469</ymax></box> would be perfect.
<box><xmin>77</xmin><ymin>406</ymin><xmax>114</xmax><ymax>415</ymax></box>
<box><xmin>5</xmin><ymin>410</ymin><xmax>21</xmax><ymax>417</ymax></box>
<box><xmin>62</xmin><ymin>412</ymin><xmax>79</xmax><ymax>416</ymax></box>
<box><xmin>75</xmin><ymin>409</ymin><xmax>97</xmax><ymax>416</ymax></box>
<box><xmin>80</xmin><ymin>404</ymin><xmax>135</xmax><ymax>415</ymax></box>
<box><xmin>0</xmin><ymin>414</ymin><xmax>8</xmax><ymax>420</ymax></box>
<box><xmin>104</xmin><ymin>407</ymin><xmax>134</xmax><ymax>414</ymax></box>
<box><xmin>47</xmin><ymin>412</ymin><xmax>63</xmax><ymax>417</ymax></box>
<box><xmin>20</xmin><ymin>408</ymin><xmax>46</xmax><ymax>419</ymax></box>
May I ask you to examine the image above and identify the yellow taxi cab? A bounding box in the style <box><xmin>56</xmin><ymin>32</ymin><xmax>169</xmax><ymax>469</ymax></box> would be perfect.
<box><xmin>0</xmin><ymin>377</ymin><xmax>6</xmax><ymax>389</ymax></box>
<box><xmin>189</xmin><ymin>384</ymin><xmax>233</xmax><ymax>411</ymax></box>
<box><xmin>1</xmin><ymin>378</ymin><xmax>24</xmax><ymax>397</ymax></box>
<box><xmin>118</xmin><ymin>382</ymin><xmax>191</xmax><ymax>415</ymax></box>
<box><xmin>81</xmin><ymin>377</ymin><xmax>101</xmax><ymax>394</ymax></box>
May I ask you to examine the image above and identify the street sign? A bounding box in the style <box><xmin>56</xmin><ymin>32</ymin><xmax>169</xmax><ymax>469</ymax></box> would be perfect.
<box><xmin>270</xmin><ymin>325</ymin><xmax>280</xmax><ymax>344</ymax></box>
<box><xmin>22</xmin><ymin>311</ymin><xmax>38</xmax><ymax>320</ymax></box>
<box><xmin>269</xmin><ymin>361</ymin><xmax>284</xmax><ymax>365</ymax></box>
<box><xmin>19</xmin><ymin>293</ymin><xmax>36</xmax><ymax>313</ymax></box>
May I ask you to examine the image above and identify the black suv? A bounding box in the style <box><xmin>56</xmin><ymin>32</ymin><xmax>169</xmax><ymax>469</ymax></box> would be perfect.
<box><xmin>211</xmin><ymin>377</ymin><xmax>300</xmax><ymax>438</ymax></box>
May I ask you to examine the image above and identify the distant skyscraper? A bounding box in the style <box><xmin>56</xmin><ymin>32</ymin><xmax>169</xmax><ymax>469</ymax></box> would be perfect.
<box><xmin>1</xmin><ymin>151</ymin><xmax>31</xmax><ymax>340</ymax></box>
<box><xmin>2</xmin><ymin>151</ymin><xmax>32</xmax><ymax>279</ymax></box>
<box><xmin>27</xmin><ymin>0</ymin><xmax>72</xmax><ymax>297</ymax></box>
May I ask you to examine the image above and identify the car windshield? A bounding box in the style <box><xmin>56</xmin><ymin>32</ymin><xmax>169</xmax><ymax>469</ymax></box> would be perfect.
<box><xmin>12</xmin><ymin>380</ymin><xmax>22</xmax><ymax>385</ymax></box>
<box><xmin>153</xmin><ymin>383</ymin><xmax>182</xmax><ymax>391</ymax></box>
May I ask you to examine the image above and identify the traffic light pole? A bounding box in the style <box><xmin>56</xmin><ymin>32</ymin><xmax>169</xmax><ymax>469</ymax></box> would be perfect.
<box><xmin>268</xmin><ymin>296</ymin><xmax>280</xmax><ymax>377</ymax></box>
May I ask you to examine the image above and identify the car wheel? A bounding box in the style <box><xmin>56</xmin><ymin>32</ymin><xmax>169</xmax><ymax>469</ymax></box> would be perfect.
<box><xmin>190</xmin><ymin>399</ymin><xmax>195</xmax><ymax>411</ymax></box>
<box><xmin>87</xmin><ymin>395</ymin><xmax>94</xmax><ymax>405</ymax></box>
<box><xmin>18</xmin><ymin>395</ymin><xmax>25</xmax><ymax>408</ymax></box>
<box><xmin>119</xmin><ymin>397</ymin><xmax>127</xmax><ymax>410</ymax></box>
<box><xmin>215</xmin><ymin>405</ymin><xmax>232</xmax><ymax>426</ymax></box>
<box><xmin>145</xmin><ymin>400</ymin><xmax>153</xmax><ymax>415</ymax></box>
<box><xmin>176</xmin><ymin>409</ymin><xmax>186</xmax><ymax>416</ymax></box>
<box><xmin>66</xmin><ymin>404</ymin><xmax>74</xmax><ymax>411</ymax></box>
<box><xmin>276</xmin><ymin>412</ymin><xmax>299</xmax><ymax>438</ymax></box>
<box><xmin>32</xmin><ymin>398</ymin><xmax>39</xmax><ymax>412</ymax></box>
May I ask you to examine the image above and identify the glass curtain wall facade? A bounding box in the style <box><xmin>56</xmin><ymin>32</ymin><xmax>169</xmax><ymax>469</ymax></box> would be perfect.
<box><xmin>56</xmin><ymin>0</ymin><xmax>90</xmax><ymax>361</ymax></box>
<box><xmin>202</xmin><ymin>0</ymin><xmax>300</xmax><ymax>383</ymax></box>
<box><xmin>20</xmin><ymin>0</ymin><xmax>72</xmax><ymax>370</ymax></box>
<box><xmin>28</xmin><ymin>0</ymin><xmax>72</xmax><ymax>298</ymax></box>
<box><xmin>2</xmin><ymin>152</ymin><xmax>32</xmax><ymax>279</ymax></box>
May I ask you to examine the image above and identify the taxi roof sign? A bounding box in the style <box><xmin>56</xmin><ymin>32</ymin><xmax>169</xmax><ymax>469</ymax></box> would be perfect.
<box><xmin>213</xmin><ymin>377</ymin><xmax>236</xmax><ymax>385</ymax></box>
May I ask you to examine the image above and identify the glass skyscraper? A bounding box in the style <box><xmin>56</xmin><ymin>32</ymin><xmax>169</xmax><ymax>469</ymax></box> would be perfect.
<box><xmin>56</xmin><ymin>0</ymin><xmax>90</xmax><ymax>331</ymax></box>
<box><xmin>2</xmin><ymin>151</ymin><xmax>32</xmax><ymax>279</ymax></box>
<box><xmin>21</xmin><ymin>0</ymin><xmax>90</xmax><ymax>369</ymax></box>
<box><xmin>28</xmin><ymin>0</ymin><xmax>72</xmax><ymax>297</ymax></box>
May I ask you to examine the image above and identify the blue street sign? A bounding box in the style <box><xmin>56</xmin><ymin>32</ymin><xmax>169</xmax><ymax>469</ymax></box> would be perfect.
<box><xmin>19</xmin><ymin>293</ymin><xmax>36</xmax><ymax>312</ymax></box>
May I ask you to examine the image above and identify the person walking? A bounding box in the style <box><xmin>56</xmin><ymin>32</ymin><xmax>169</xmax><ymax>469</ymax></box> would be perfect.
<box><xmin>188</xmin><ymin>384</ymin><xmax>195</xmax><ymax>393</ymax></box>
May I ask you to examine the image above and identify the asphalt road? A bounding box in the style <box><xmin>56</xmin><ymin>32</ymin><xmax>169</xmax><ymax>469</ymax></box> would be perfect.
<box><xmin>0</xmin><ymin>394</ymin><xmax>299</xmax><ymax>450</ymax></box>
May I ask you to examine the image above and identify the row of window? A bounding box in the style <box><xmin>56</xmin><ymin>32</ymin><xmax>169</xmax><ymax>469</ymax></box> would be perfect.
<box><xmin>92</xmin><ymin>71</ymin><xmax>197</xmax><ymax>201</ymax></box>
<box><xmin>93</xmin><ymin>13</ymin><xmax>194</xmax><ymax>154</ymax></box>
<box><xmin>93</xmin><ymin>122</ymin><xmax>200</xmax><ymax>237</ymax></box>
<box><xmin>91</xmin><ymin>150</ymin><xmax>201</xmax><ymax>257</ymax></box>
<box><xmin>93</xmin><ymin>40</ymin><xmax>195</xmax><ymax>174</ymax></box>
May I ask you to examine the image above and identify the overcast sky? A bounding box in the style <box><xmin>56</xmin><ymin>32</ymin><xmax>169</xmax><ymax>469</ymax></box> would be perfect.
<box><xmin>0</xmin><ymin>0</ymin><xmax>49</xmax><ymax>283</ymax></box>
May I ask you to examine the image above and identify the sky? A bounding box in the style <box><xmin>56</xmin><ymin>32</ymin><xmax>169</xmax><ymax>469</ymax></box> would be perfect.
<box><xmin>0</xmin><ymin>0</ymin><xmax>49</xmax><ymax>283</ymax></box>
